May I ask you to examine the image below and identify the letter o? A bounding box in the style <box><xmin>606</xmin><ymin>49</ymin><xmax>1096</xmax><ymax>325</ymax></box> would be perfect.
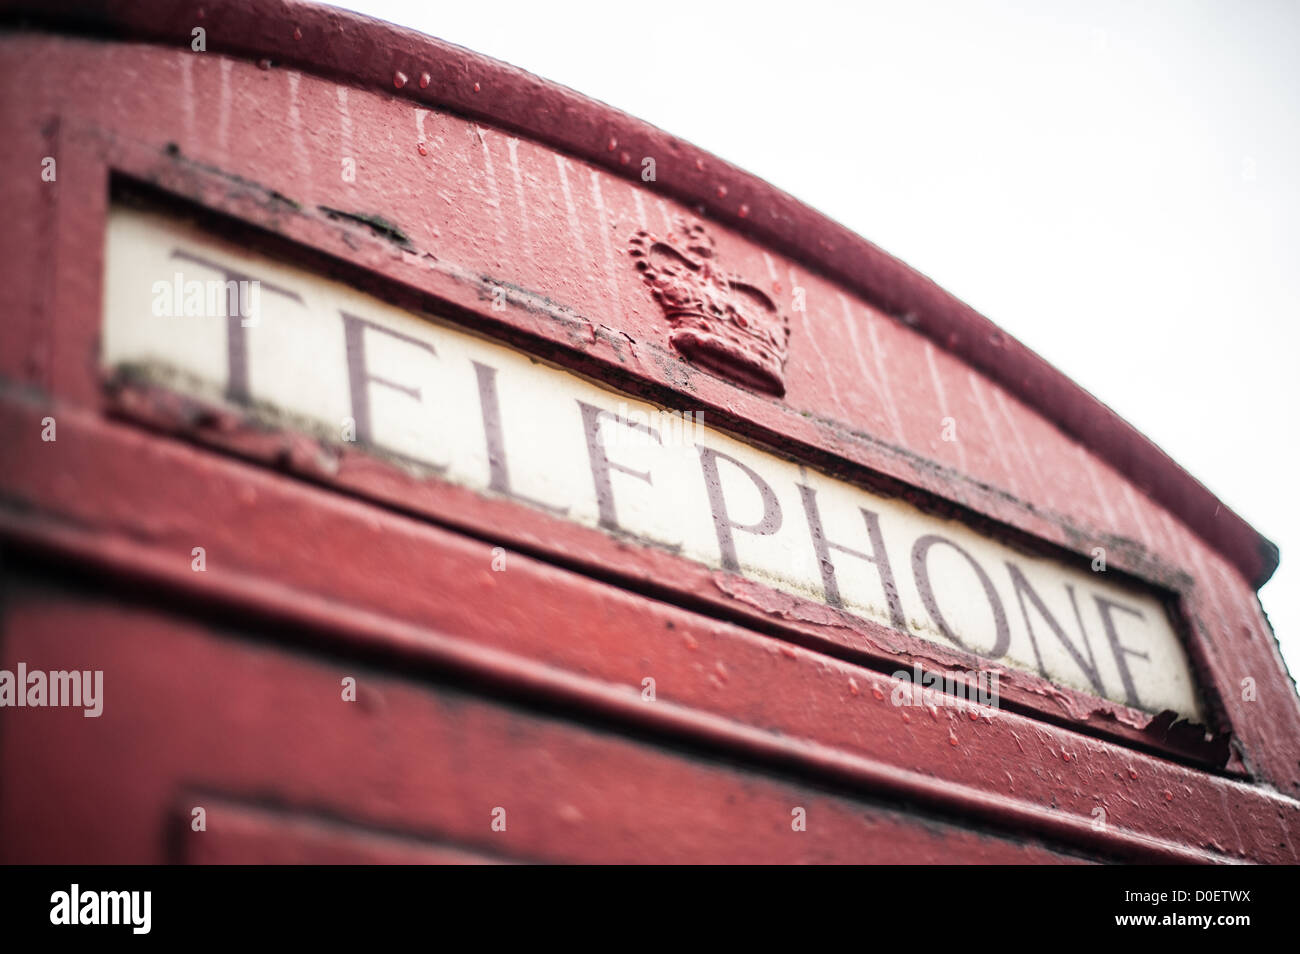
<box><xmin>911</xmin><ymin>534</ymin><xmax>1011</xmax><ymax>659</ymax></box>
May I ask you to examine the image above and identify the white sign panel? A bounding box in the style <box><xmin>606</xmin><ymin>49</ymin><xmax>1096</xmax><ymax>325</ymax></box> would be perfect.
<box><xmin>102</xmin><ymin>207</ymin><xmax>1204</xmax><ymax>720</ymax></box>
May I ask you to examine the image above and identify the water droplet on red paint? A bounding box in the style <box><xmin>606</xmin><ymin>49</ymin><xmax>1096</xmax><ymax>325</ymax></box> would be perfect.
<box><xmin>1164</xmin><ymin>790</ymin><xmax>1174</xmax><ymax>802</ymax></box>
<box><xmin>607</xmin><ymin>137</ymin><xmax>617</xmax><ymax>151</ymax></box>
<box><xmin>780</xmin><ymin>645</ymin><xmax>798</xmax><ymax>660</ymax></box>
<box><xmin>716</xmin><ymin>185</ymin><xmax>727</xmax><ymax>199</ymax></box>
<box><xmin>292</xmin><ymin>27</ymin><xmax>302</xmax><ymax>41</ymax></box>
<box><xmin>695</xmin><ymin>158</ymin><xmax>705</xmax><ymax>171</ymax></box>
<box><xmin>420</xmin><ymin>72</ymin><xmax>431</xmax><ymax>89</ymax></box>
<box><xmin>738</xmin><ymin>203</ymin><xmax>750</xmax><ymax>218</ymax></box>
<box><xmin>928</xmin><ymin>705</ymin><xmax>940</xmax><ymax>721</ymax></box>
<box><xmin>393</xmin><ymin>71</ymin><xmax>408</xmax><ymax>89</ymax></box>
<box><xmin>1128</xmin><ymin>768</ymin><xmax>1138</xmax><ymax>780</ymax></box>
<box><xmin>619</xmin><ymin>151</ymin><xmax>631</xmax><ymax>165</ymax></box>
<box><xmin>473</xmin><ymin>82</ymin><xmax>481</xmax><ymax>92</ymax></box>
<box><xmin>871</xmin><ymin>687</ymin><xmax>884</xmax><ymax>701</ymax></box>
<box><xmin>902</xmin><ymin>711</ymin><xmax>911</xmax><ymax>723</ymax></box>
<box><xmin>948</xmin><ymin>731</ymin><xmax>959</xmax><ymax>746</ymax></box>
<box><xmin>848</xmin><ymin>678</ymin><xmax>859</xmax><ymax>696</ymax></box>
<box><xmin>1063</xmin><ymin>752</ymin><xmax>1072</xmax><ymax>762</ymax></box>
<box><xmin>714</xmin><ymin>661</ymin><xmax>728</xmax><ymax>681</ymax></box>
<box><xmin>684</xmin><ymin>633</ymin><xmax>698</xmax><ymax>651</ymax></box>
<box><xmin>968</xmin><ymin>709</ymin><xmax>978</xmax><ymax>721</ymax></box>
<box><xmin>417</xmin><ymin>142</ymin><xmax>427</xmax><ymax>156</ymax></box>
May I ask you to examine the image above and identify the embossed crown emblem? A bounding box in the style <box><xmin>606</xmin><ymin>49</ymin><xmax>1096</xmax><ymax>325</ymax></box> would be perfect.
<box><xmin>629</xmin><ymin>220</ymin><xmax>790</xmax><ymax>396</ymax></box>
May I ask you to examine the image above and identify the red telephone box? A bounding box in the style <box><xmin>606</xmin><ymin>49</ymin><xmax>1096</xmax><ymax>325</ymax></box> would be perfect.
<box><xmin>1</xmin><ymin>0</ymin><xmax>1297</xmax><ymax>864</ymax></box>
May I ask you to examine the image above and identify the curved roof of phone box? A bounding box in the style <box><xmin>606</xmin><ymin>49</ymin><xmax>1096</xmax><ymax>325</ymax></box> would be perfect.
<box><xmin>6</xmin><ymin>0</ymin><xmax>1278</xmax><ymax>589</ymax></box>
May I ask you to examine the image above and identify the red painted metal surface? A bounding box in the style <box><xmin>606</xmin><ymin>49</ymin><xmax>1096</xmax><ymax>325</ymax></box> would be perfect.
<box><xmin>1</xmin><ymin>0</ymin><xmax>1298</xmax><ymax>863</ymax></box>
<box><xmin>2</xmin><ymin>593</ymin><xmax>1089</xmax><ymax>864</ymax></box>
<box><xmin>2</xmin><ymin>402</ymin><xmax>1295</xmax><ymax>861</ymax></box>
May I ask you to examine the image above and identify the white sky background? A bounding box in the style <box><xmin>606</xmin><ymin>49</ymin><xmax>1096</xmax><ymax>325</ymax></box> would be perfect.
<box><xmin>329</xmin><ymin>0</ymin><xmax>1300</xmax><ymax>689</ymax></box>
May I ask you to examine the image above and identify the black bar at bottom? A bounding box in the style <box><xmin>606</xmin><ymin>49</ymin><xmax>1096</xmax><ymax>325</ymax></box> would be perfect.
<box><xmin>0</xmin><ymin>862</ymin><xmax>1290</xmax><ymax>941</ymax></box>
